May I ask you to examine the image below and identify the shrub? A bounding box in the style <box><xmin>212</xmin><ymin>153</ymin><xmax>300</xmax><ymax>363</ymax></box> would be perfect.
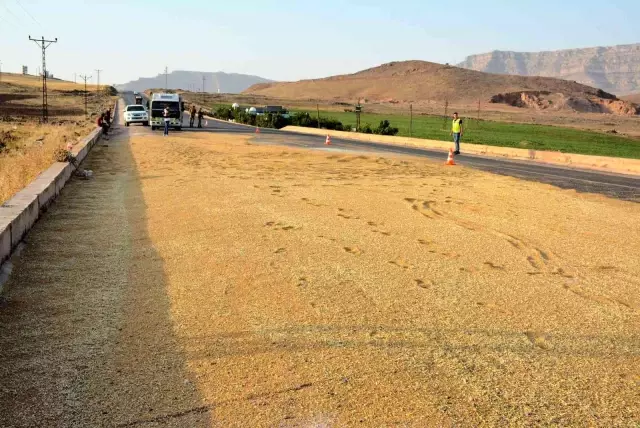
<box><xmin>214</xmin><ymin>106</ymin><xmax>234</xmax><ymax>120</ymax></box>
<box><xmin>374</xmin><ymin>120</ymin><xmax>399</xmax><ymax>136</ymax></box>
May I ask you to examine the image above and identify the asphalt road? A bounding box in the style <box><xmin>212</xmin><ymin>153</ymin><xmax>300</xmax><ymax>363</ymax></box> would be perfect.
<box><xmin>121</xmin><ymin>93</ymin><xmax>640</xmax><ymax>202</ymax></box>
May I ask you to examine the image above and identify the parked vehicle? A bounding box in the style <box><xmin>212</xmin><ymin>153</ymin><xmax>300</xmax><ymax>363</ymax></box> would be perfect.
<box><xmin>149</xmin><ymin>93</ymin><xmax>184</xmax><ymax>131</ymax></box>
<box><xmin>123</xmin><ymin>104</ymin><xmax>149</xmax><ymax>127</ymax></box>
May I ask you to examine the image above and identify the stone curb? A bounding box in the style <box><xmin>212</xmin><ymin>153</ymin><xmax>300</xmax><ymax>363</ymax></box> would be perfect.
<box><xmin>0</xmin><ymin>100</ymin><xmax>118</xmax><ymax>275</ymax></box>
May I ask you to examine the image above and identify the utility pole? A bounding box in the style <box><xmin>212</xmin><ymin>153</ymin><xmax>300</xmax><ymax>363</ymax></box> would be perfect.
<box><xmin>29</xmin><ymin>35</ymin><xmax>58</xmax><ymax>123</ymax></box>
<box><xmin>164</xmin><ymin>66</ymin><xmax>168</xmax><ymax>91</ymax></box>
<box><xmin>95</xmin><ymin>69</ymin><xmax>102</xmax><ymax>95</ymax></box>
<box><xmin>409</xmin><ymin>104</ymin><xmax>413</xmax><ymax>138</ymax></box>
<box><xmin>79</xmin><ymin>74</ymin><xmax>91</xmax><ymax>118</ymax></box>
<box><xmin>442</xmin><ymin>100</ymin><xmax>449</xmax><ymax>131</ymax></box>
<box><xmin>202</xmin><ymin>75</ymin><xmax>206</xmax><ymax>104</ymax></box>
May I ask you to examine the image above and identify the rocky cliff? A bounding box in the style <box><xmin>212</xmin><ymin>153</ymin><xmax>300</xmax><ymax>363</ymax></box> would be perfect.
<box><xmin>458</xmin><ymin>44</ymin><xmax>640</xmax><ymax>95</ymax></box>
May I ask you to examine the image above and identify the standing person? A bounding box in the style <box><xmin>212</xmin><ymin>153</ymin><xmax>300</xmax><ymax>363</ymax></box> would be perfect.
<box><xmin>451</xmin><ymin>112</ymin><xmax>463</xmax><ymax>155</ymax></box>
<box><xmin>189</xmin><ymin>105</ymin><xmax>197</xmax><ymax>128</ymax></box>
<box><xmin>197</xmin><ymin>108</ymin><xmax>204</xmax><ymax>128</ymax></box>
<box><xmin>163</xmin><ymin>105</ymin><xmax>170</xmax><ymax>136</ymax></box>
<box><xmin>105</xmin><ymin>108</ymin><xmax>112</xmax><ymax>127</ymax></box>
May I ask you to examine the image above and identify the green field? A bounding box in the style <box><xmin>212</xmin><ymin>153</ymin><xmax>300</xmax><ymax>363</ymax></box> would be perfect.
<box><xmin>296</xmin><ymin>109</ymin><xmax>640</xmax><ymax>159</ymax></box>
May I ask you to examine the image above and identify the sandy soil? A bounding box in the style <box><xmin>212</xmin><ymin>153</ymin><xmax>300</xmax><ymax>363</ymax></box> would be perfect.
<box><xmin>0</xmin><ymin>129</ymin><xmax>639</xmax><ymax>427</ymax></box>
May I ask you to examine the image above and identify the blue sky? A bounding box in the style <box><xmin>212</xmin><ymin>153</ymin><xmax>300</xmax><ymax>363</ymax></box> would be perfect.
<box><xmin>0</xmin><ymin>0</ymin><xmax>638</xmax><ymax>85</ymax></box>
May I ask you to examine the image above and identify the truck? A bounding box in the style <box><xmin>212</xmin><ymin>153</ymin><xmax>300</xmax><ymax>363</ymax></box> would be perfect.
<box><xmin>134</xmin><ymin>95</ymin><xmax>143</xmax><ymax>105</ymax></box>
<box><xmin>148</xmin><ymin>92</ymin><xmax>185</xmax><ymax>131</ymax></box>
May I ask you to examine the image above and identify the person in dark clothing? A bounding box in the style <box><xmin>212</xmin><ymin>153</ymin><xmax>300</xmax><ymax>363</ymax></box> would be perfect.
<box><xmin>189</xmin><ymin>105</ymin><xmax>197</xmax><ymax>128</ymax></box>
<box><xmin>97</xmin><ymin>114</ymin><xmax>109</xmax><ymax>138</ymax></box>
<box><xmin>105</xmin><ymin>108</ymin><xmax>112</xmax><ymax>126</ymax></box>
<box><xmin>197</xmin><ymin>108</ymin><xmax>204</xmax><ymax>128</ymax></box>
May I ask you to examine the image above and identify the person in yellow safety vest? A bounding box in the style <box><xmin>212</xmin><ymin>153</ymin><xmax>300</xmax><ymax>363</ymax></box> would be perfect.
<box><xmin>450</xmin><ymin>112</ymin><xmax>463</xmax><ymax>155</ymax></box>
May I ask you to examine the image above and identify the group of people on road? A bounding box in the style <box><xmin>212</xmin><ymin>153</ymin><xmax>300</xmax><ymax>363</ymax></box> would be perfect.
<box><xmin>188</xmin><ymin>105</ymin><xmax>204</xmax><ymax>129</ymax></box>
<box><xmin>96</xmin><ymin>108</ymin><xmax>112</xmax><ymax>139</ymax></box>
<box><xmin>161</xmin><ymin>104</ymin><xmax>204</xmax><ymax>136</ymax></box>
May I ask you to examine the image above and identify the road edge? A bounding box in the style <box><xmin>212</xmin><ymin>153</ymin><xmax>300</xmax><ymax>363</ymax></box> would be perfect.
<box><xmin>0</xmin><ymin>100</ymin><xmax>117</xmax><ymax>292</ymax></box>
<box><xmin>281</xmin><ymin>126</ymin><xmax>640</xmax><ymax>176</ymax></box>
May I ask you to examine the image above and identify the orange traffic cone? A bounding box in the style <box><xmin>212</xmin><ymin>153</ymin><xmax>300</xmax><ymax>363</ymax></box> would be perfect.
<box><xmin>325</xmin><ymin>135</ymin><xmax>331</xmax><ymax>145</ymax></box>
<box><xmin>255</xmin><ymin>127</ymin><xmax>260</xmax><ymax>134</ymax></box>
<box><xmin>445</xmin><ymin>148</ymin><xmax>456</xmax><ymax>166</ymax></box>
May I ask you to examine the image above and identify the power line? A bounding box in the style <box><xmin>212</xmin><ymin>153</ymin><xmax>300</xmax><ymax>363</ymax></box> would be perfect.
<box><xmin>79</xmin><ymin>74</ymin><xmax>91</xmax><ymax>118</ymax></box>
<box><xmin>14</xmin><ymin>0</ymin><xmax>41</xmax><ymax>28</ymax></box>
<box><xmin>29</xmin><ymin>35</ymin><xmax>57</xmax><ymax>123</ymax></box>
<box><xmin>0</xmin><ymin>10</ymin><xmax>21</xmax><ymax>31</ymax></box>
<box><xmin>2</xmin><ymin>3</ymin><xmax>22</xmax><ymax>24</ymax></box>
<box><xmin>95</xmin><ymin>68</ymin><xmax>102</xmax><ymax>95</ymax></box>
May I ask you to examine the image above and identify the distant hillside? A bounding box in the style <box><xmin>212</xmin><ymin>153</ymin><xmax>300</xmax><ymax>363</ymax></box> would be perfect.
<box><xmin>457</xmin><ymin>44</ymin><xmax>640</xmax><ymax>95</ymax></box>
<box><xmin>244</xmin><ymin>61</ymin><xmax>638</xmax><ymax>115</ymax></box>
<box><xmin>622</xmin><ymin>93</ymin><xmax>640</xmax><ymax>103</ymax></box>
<box><xmin>117</xmin><ymin>71</ymin><xmax>273</xmax><ymax>94</ymax></box>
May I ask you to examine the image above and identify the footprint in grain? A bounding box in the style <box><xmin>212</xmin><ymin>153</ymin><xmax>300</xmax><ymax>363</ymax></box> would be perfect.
<box><xmin>415</xmin><ymin>279</ymin><xmax>433</xmax><ymax>289</ymax></box>
<box><xmin>389</xmin><ymin>259</ymin><xmax>414</xmax><ymax>270</ymax></box>
<box><xmin>484</xmin><ymin>261</ymin><xmax>505</xmax><ymax>271</ymax></box>
<box><xmin>343</xmin><ymin>247</ymin><xmax>364</xmax><ymax>256</ymax></box>
<box><xmin>264</xmin><ymin>221</ymin><xmax>298</xmax><ymax>231</ymax></box>
<box><xmin>525</xmin><ymin>331</ymin><xmax>552</xmax><ymax>350</ymax></box>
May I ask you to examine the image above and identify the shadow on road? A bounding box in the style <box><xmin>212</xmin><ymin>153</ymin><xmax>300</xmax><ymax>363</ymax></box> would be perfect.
<box><xmin>0</xmin><ymin>125</ymin><xmax>212</xmax><ymax>427</ymax></box>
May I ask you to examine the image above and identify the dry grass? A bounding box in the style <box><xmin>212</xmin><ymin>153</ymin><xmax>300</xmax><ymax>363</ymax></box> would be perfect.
<box><xmin>0</xmin><ymin>73</ymin><xmax>116</xmax><ymax>203</ymax></box>
<box><xmin>0</xmin><ymin>72</ymin><xmax>104</xmax><ymax>91</ymax></box>
<box><xmin>0</xmin><ymin>130</ymin><xmax>638</xmax><ymax>426</ymax></box>
<box><xmin>0</xmin><ymin>122</ymin><xmax>97</xmax><ymax>202</ymax></box>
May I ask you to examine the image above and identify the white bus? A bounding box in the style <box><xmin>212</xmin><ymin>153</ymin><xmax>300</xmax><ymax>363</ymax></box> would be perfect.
<box><xmin>149</xmin><ymin>93</ymin><xmax>184</xmax><ymax>131</ymax></box>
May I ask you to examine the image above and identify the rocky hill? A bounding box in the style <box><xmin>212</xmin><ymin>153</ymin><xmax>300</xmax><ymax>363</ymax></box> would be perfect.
<box><xmin>117</xmin><ymin>71</ymin><xmax>273</xmax><ymax>94</ymax></box>
<box><xmin>458</xmin><ymin>44</ymin><xmax>640</xmax><ymax>95</ymax></box>
<box><xmin>244</xmin><ymin>61</ymin><xmax>638</xmax><ymax>115</ymax></box>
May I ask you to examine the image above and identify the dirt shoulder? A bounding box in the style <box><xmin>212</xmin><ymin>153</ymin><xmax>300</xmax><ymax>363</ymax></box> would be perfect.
<box><xmin>0</xmin><ymin>130</ymin><xmax>638</xmax><ymax>426</ymax></box>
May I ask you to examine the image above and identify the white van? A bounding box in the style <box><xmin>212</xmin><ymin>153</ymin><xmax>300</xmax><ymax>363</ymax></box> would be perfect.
<box><xmin>149</xmin><ymin>93</ymin><xmax>184</xmax><ymax>131</ymax></box>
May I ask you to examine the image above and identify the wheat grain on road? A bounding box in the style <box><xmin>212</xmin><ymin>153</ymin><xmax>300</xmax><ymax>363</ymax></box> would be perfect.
<box><xmin>0</xmin><ymin>129</ymin><xmax>638</xmax><ymax>427</ymax></box>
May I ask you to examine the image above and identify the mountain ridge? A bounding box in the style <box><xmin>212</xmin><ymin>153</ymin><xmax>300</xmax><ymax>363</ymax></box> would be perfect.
<box><xmin>116</xmin><ymin>70</ymin><xmax>273</xmax><ymax>94</ymax></box>
<box><xmin>457</xmin><ymin>43</ymin><xmax>640</xmax><ymax>95</ymax></box>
